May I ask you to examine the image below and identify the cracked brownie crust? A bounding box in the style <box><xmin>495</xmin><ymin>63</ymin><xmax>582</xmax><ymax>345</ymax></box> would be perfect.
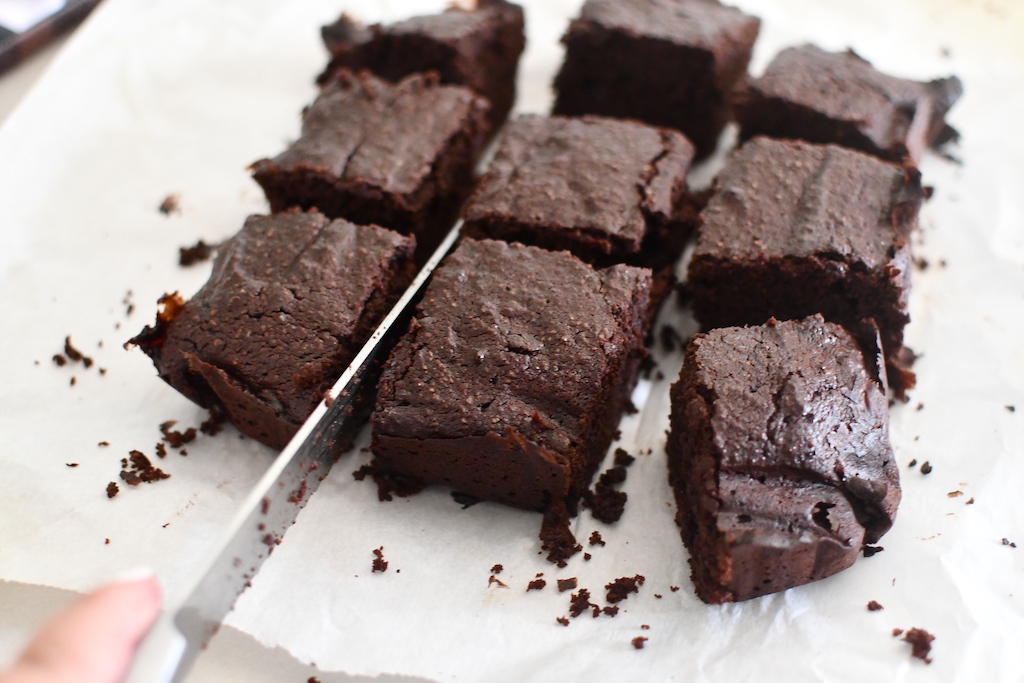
<box><xmin>688</xmin><ymin>136</ymin><xmax>922</xmax><ymax>392</ymax></box>
<box><xmin>667</xmin><ymin>315</ymin><xmax>900</xmax><ymax>603</ymax></box>
<box><xmin>318</xmin><ymin>0</ymin><xmax>525</xmax><ymax>131</ymax></box>
<box><xmin>130</xmin><ymin>210</ymin><xmax>416</xmax><ymax>450</ymax></box>
<box><xmin>371</xmin><ymin>238</ymin><xmax>651</xmax><ymax>511</ymax></box>
<box><xmin>251</xmin><ymin>70</ymin><xmax>490</xmax><ymax>260</ymax></box>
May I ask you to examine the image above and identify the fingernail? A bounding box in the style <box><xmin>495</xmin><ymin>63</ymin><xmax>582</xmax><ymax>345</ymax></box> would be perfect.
<box><xmin>112</xmin><ymin>566</ymin><xmax>157</xmax><ymax>584</ymax></box>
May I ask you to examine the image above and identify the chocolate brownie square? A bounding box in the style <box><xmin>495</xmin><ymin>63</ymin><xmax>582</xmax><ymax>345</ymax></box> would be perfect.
<box><xmin>462</xmin><ymin>114</ymin><xmax>694</xmax><ymax>317</ymax></box>
<box><xmin>736</xmin><ymin>45</ymin><xmax>963</xmax><ymax>163</ymax></box>
<box><xmin>667</xmin><ymin>315</ymin><xmax>900</xmax><ymax>603</ymax></box>
<box><xmin>687</xmin><ymin>136</ymin><xmax>923</xmax><ymax>394</ymax></box>
<box><xmin>318</xmin><ymin>0</ymin><xmax>525</xmax><ymax>131</ymax></box>
<box><xmin>371</xmin><ymin>238</ymin><xmax>652</xmax><ymax>512</ymax></box>
<box><xmin>129</xmin><ymin>210</ymin><xmax>416</xmax><ymax>450</ymax></box>
<box><xmin>251</xmin><ymin>71</ymin><xmax>490</xmax><ymax>260</ymax></box>
<box><xmin>552</xmin><ymin>0</ymin><xmax>760</xmax><ymax>159</ymax></box>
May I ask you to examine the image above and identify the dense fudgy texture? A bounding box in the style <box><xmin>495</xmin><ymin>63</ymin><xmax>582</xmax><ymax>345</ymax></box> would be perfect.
<box><xmin>687</xmin><ymin>136</ymin><xmax>922</xmax><ymax>394</ymax></box>
<box><xmin>251</xmin><ymin>71</ymin><xmax>489</xmax><ymax>261</ymax></box>
<box><xmin>129</xmin><ymin>211</ymin><xmax>416</xmax><ymax>450</ymax></box>
<box><xmin>667</xmin><ymin>316</ymin><xmax>900</xmax><ymax>603</ymax></box>
<box><xmin>371</xmin><ymin>238</ymin><xmax>651</xmax><ymax>512</ymax></box>
<box><xmin>318</xmin><ymin>0</ymin><xmax>525</xmax><ymax>131</ymax></box>
<box><xmin>736</xmin><ymin>45</ymin><xmax>963</xmax><ymax>163</ymax></box>
<box><xmin>462</xmin><ymin>114</ymin><xmax>694</xmax><ymax>321</ymax></box>
<box><xmin>553</xmin><ymin>0</ymin><xmax>760</xmax><ymax>159</ymax></box>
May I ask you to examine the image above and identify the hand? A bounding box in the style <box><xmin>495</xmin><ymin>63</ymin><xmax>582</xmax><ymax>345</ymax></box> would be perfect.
<box><xmin>1</xmin><ymin>574</ymin><xmax>161</xmax><ymax>683</ymax></box>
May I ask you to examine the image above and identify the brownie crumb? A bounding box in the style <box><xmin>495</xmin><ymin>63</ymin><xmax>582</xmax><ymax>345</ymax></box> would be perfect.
<box><xmin>920</xmin><ymin>461</ymin><xmax>933</xmax><ymax>475</ymax></box>
<box><xmin>179</xmin><ymin>239</ymin><xmax>214</xmax><ymax>267</ymax></box>
<box><xmin>556</xmin><ymin>617</ymin><xmax>570</xmax><ymax>626</ymax></box>
<box><xmin>613</xmin><ymin>448</ymin><xmax>635</xmax><ymax>467</ymax></box>
<box><xmin>606</xmin><ymin>575</ymin><xmax>645</xmax><ymax>604</ymax></box>
<box><xmin>583</xmin><ymin>553</ymin><xmax>592</xmax><ymax>561</ymax></box>
<box><xmin>892</xmin><ymin>628</ymin><xmax>904</xmax><ymax>637</ymax></box>
<box><xmin>308</xmin><ymin>677</ymin><xmax>321</xmax><ymax>683</ymax></box>
<box><xmin>1007</xmin><ymin>405</ymin><xmax>1016</xmax><ymax>413</ymax></box>
<box><xmin>66</xmin><ymin>463</ymin><xmax>79</xmax><ymax>468</ymax></box>
<box><xmin>908</xmin><ymin>458</ymin><xmax>917</xmax><ymax>467</ymax></box>
<box><xmin>602</xmin><ymin>605</ymin><xmax>619</xmax><ymax>617</ymax></box>
<box><xmin>452</xmin><ymin>491</ymin><xmax>481</xmax><ymax>508</ymax></box>
<box><xmin>64</xmin><ymin>336</ymin><xmax>94</xmax><ymax>368</ymax></box>
<box><xmin>106</xmin><ymin>482</ymin><xmax>119</xmax><ymax>498</ymax></box>
<box><xmin>491</xmin><ymin>564</ymin><xmax>503</xmax><ymax>574</ymax></box>
<box><xmin>863</xmin><ymin>545</ymin><xmax>885</xmax><ymax>558</ymax></box>
<box><xmin>654</xmin><ymin>594</ymin><xmax>662</xmax><ymax>599</ymax></box>
<box><xmin>558</xmin><ymin>578</ymin><xmax>578</xmax><ymax>593</ymax></box>
<box><xmin>160</xmin><ymin>420</ymin><xmax>197</xmax><ymax>448</ymax></box>
<box><xmin>539</xmin><ymin>501</ymin><xmax>582</xmax><ymax>567</ymax></box>
<box><xmin>1002</xmin><ymin>538</ymin><xmax>1017</xmax><ymax>548</ymax></box>
<box><xmin>527</xmin><ymin>579</ymin><xmax>546</xmax><ymax>591</ymax></box>
<box><xmin>915</xmin><ymin>402</ymin><xmax>924</xmax><ymax>411</ymax></box>
<box><xmin>119</xmin><ymin>450</ymin><xmax>170</xmax><ymax>486</ymax></box>
<box><xmin>669</xmin><ymin>586</ymin><xmax>680</xmax><ymax>592</ymax></box>
<box><xmin>902</xmin><ymin>627</ymin><xmax>935</xmax><ymax>664</ymax></box>
<box><xmin>631</xmin><ymin>636</ymin><xmax>648</xmax><ymax>650</ymax></box>
<box><xmin>200</xmin><ymin>408</ymin><xmax>226</xmax><ymax>436</ymax></box>
<box><xmin>867</xmin><ymin>600</ymin><xmax>884</xmax><ymax>611</ymax></box>
<box><xmin>583</xmin><ymin>464</ymin><xmax>629</xmax><ymax>524</ymax></box>
<box><xmin>372</xmin><ymin>547</ymin><xmax>388</xmax><ymax>573</ymax></box>
<box><xmin>159</xmin><ymin>194</ymin><xmax>180</xmax><ymax>215</ymax></box>
<box><xmin>104</xmin><ymin>538</ymin><xmax>110</xmax><ymax>544</ymax></box>
<box><xmin>52</xmin><ymin>354</ymin><xmax>67</xmax><ymax>367</ymax></box>
<box><xmin>589</xmin><ymin>531</ymin><xmax>605</xmax><ymax>547</ymax></box>
<box><xmin>69</xmin><ymin>377</ymin><xmax>76</xmax><ymax>387</ymax></box>
<box><xmin>488</xmin><ymin>575</ymin><xmax>509</xmax><ymax>588</ymax></box>
<box><xmin>568</xmin><ymin>589</ymin><xmax>596</xmax><ymax>618</ymax></box>
<box><xmin>947</xmin><ymin>490</ymin><xmax>962</xmax><ymax>498</ymax></box>
<box><xmin>965</xmin><ymin>497</ymin><xmax>975</xmax><ymax>505</ymax></box>
<box><xmin>155</xmin><ymin>443</ymin><xmax>168</xmax><ymax>459</ymax></box>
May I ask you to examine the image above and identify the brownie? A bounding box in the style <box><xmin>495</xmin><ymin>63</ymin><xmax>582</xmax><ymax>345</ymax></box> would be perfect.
<box><xmin>687</xmin><ymin>136</ymin><xmax>923</xmax><ymax>393</ymax></box>
<box><xmin>318</xmin><ymin>0</ymin><xmax>525</xmax><ymax>131</ymax></box>
<box><xmin>251</xmin><ymin>71</ymin><xmax>490</xmax><ymax>261</ymax></box>
<box><xmin>370</xmin><ymin>238</ymin><xmax>652</xmax><ymax>512</ymax></box>
<box><xmin>736</xmin><ymin>45</ymin><xmax>963</xmax><ymax>164</ymax></box>
<box><xmin>462</xmin><ymin>114</ymin><xmax>694</xmax><ymax>319</ymax></box>
<box><xmin>667</xmin><ymin>316</ymin><xmax>901</xmax><ymax>603</ymax></box>
<box><xmin>552</xmin><ymin>0</ymin><xmax>760</xmax><ymax>159</ymax></box>
<box><xmin>129</xmin><ymin>210</ymin><xmax>416</xmax><ymax>450</ymax></box>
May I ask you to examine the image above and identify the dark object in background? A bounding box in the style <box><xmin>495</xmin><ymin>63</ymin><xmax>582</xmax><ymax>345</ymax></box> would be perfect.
<box><xmin>0</xmin><ymin>0</ymin><xmax>101</xmax><ymax>76</ymax></box>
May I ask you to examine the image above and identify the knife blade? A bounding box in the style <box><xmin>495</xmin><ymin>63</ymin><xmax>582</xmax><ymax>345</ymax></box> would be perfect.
<box><xmin>121</xmin><ymin>221</ymin><xmax>463</xmax><ymax>683</ymax></box>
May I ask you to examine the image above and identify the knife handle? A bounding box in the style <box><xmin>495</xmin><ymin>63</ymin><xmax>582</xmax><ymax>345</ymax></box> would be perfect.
<box><xmin>121</xmin><ymin>613</ymin><xmax>188</xmax><ymax>683</ymax></box>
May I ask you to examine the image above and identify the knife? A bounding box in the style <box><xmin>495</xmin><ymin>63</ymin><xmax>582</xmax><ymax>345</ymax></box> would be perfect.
<box><xmin>121</xmin><ymin>221</ymin><xmax>463</xmax><ymax>683</ymax></box>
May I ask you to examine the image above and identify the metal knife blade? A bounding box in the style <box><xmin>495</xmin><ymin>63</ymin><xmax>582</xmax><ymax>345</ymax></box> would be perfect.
<box><xmin>122</xmin><ymin>221</ymin><xmax>462</xmax><ymax>683</ymax></box>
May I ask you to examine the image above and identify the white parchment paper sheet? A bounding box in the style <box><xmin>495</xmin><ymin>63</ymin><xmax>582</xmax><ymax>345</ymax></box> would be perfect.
<box><xmin>1</xmin><ymin>0</ymin><xmax>1022</xmax><ymax>681</ymax></box>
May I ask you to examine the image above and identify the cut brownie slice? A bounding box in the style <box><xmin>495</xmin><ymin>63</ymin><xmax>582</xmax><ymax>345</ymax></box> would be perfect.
<box><xmin>371</xmin><ymin>238</ymin><xmax>652</xmax><ymax>512</ymax></box>
<box><xmin>667</xmin><ymin>316</ymin><xmax>900</xmax><ymax>603</ymax></box>
<box><xmin>687</xmin><ymin>136</ymin><xmax>923</xmax><ymax>395</ymax></box>
<box><xmin>318</xmin><ymin>0</ymin><xmax>525</xmax><ymax>131</ymax></box>
<box><xmin>251</xmin><ymin>70</ymin><xmax>490</xmax><ymax>261</ymax></box>
<box><xmin>462</xmin><ymin>114</ymin><xmax>694</xmax><ymax>319</ymax></box>
<box><xmin>129</xmin><ymin>210</ymin><xmax>416</xmax><ymax>450</ymax></box>
<box><xmin>552</xmin><ymin>0</ymin><xmax>760</xmax><ymax>159</ymax></box>
<box><xmin>736</xmin><ymin>45</ymin><xmax>963</xmax><ymax>164</ymax></box>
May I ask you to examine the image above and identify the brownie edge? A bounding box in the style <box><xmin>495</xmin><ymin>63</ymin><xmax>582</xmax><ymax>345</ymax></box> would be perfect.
<box><xmin>667</xmin><ymin>316</ymin><xmax>900</xmax><ymax>604</ymax></box>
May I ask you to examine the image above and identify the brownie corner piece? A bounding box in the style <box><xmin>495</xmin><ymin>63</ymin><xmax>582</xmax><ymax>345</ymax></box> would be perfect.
<box><xmin>553</xmin><ymin>0</ymin><xmax>760</xmax><ymax>158</ymax></box>
<box><xmin>318</xmin><ymin>0</ymin><xmax>526</xmax><ymax>130</ymax></box>
<box><xmin>370</xmin><ymin>238</ymin><xmax>652</xmax><ymax>512</ymax></box>
<box><xmin>687</xmin><ymin>136</ymin><xmax>922</xmax><ymax>392</ymax></box>
<box><xmin>736</xmin><ymin>44</ymin><xmax>963</xmax><ymax>163</ymax></box>
<box><xmin>251</xmin><ymin>70</ymin><xmax>490</xmax><ymax>259</ymax></box>
<box><xmin>666</xmin><ymin>315</ymin><xmax>900</xmax><ymax>603</ymax></box>
<box><xmin>462</xmin><ymin>114</ymin><xmax>695</xmax><ymax>272</ymax></box>
<box><xmin>130</xmin><ymin>210</ymin><xmax>416</xmax><ymax>450</ymax></box>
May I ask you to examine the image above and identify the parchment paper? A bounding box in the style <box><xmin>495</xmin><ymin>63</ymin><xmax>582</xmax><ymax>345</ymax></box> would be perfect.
<box><xmin>1</xmin><ymin>0</ymin><xmax>1022</xmax><ymax>681</ymax></box>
